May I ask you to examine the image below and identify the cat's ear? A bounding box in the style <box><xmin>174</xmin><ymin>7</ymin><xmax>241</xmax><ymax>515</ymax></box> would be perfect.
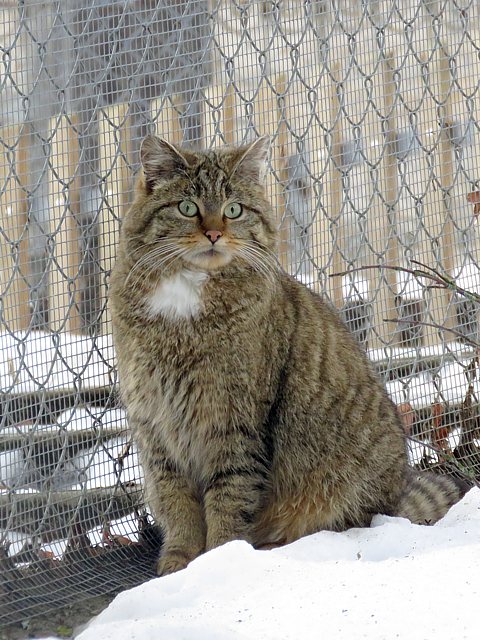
<box><xmin>231</xmin><ymin>136</ymin><xmax>270</xmax><ymax>183</ymax></box>
<box><xmin>140</xmin><ymin>135</ymin><xmax>194</xmax><ymax>192</ymax></box>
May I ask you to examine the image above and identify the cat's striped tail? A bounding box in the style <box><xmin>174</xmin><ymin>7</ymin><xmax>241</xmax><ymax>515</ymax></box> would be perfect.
<box><xmin>394</xmin><ymin>468</ymin><xmax>472</xmax><ymax>525</ymax></box>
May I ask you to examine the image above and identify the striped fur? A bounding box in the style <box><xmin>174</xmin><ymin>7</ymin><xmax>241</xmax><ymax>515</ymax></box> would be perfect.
<box><xmin>396</xmin><ymin>469</ymin><xmax>470</xmax><ymax>525</ymax></box>
<box><xmin>110</xmin><ymin>136</ymin><xmax>470</xmax><ymax>576</ymax></box>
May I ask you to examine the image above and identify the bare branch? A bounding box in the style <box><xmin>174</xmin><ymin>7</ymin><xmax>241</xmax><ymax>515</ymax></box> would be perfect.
<box><xmin>384</xmin><ymin>317</ymin><xmax>480</xmax><ymax>349</ymax></box>
<box><xmin>331</xmin><ymin>261</ymin><xmax>480</xmax><ymax>305</ymax></box>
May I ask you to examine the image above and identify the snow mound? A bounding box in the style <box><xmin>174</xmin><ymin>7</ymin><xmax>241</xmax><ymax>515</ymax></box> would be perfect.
<box><xmin>76</xmin><ymin>488</ymin><xmax>480</xmax><ymax>640</ymax></box>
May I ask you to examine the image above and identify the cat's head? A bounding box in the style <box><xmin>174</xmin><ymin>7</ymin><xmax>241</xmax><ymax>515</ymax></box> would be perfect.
<box><xmin>122</xmin><ymin>135</ymin><xmax>277</xmax><ymax>276</ymax></box>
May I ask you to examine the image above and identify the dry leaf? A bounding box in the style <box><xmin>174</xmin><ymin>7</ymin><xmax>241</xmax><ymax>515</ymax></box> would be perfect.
<box><xmin>467</xmin><ymin>191</ymin><xmax>480</xmax><ymax>217</ymax></box>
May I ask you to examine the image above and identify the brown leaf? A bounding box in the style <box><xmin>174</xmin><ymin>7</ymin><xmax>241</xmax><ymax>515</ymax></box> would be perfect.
<box><xmin>38</xmin><ymin>549</ymin><xmax>58</xmax><ymax>561</ymax></box>
<box><xmin>467</xmin><ymin>191</ymin><xmax>480</xmax><ymax>217</ymax></box>
<box><xmin>102</xmin><ymin>527</ymin><xmax>135</xmax><ymax>547</ymax></box>
<box><xmin>397</xmin><ymin>402</ymin><xmax>415</xmax><ymax>436</ymax></box>
<box><xmin>467</xmin><ymin>190</ymin><xmax>480</xmax><ymax>204</ymax></box>
<box><xmin>431</xmin><ymin>402</ymin><xmax>451</xmax><ymax>453</ymax></box>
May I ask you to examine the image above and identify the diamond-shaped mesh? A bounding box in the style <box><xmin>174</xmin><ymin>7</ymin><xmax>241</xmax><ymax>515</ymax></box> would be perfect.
<box><xmin>0</xmin><ymin>0</ymin><xmax>479</xmax><ymax>626</ymax></box>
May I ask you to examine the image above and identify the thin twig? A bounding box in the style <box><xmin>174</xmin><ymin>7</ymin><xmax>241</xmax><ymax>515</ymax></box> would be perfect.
<box><xmin>331</xmin><ymin>261</ymin><xmax>480</xmax><ymax>305</ymax></box>
<box><xmin>410</xmin><ymin>260</ymin><xmax>480</xmax><ymax>303</ymax></box>
<box><xmin>384</xmin><ymin>317</ymin><xmax>480</xmax><ymax>349</ymax></box>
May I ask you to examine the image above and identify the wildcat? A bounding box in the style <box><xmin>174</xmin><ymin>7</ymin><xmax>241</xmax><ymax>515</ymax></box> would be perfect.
<box><xmin>109</xmin><ymin>135</ymin><xmax>468</xmax><ymax>576</ymax></box>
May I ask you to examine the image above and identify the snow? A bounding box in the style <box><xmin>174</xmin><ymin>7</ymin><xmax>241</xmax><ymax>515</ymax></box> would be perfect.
<box><xmin>384</xmin><ymin>360</ymin><xmax>480</xmax><ymax>410</ymax></box>
<box><xmin>69</xmin><ymin>488</ymin><xmax>480</xmax><ymax>640</ymax></box>
<box><xmin>437</xmin><ymin>361</ymin><xmax>480</xmax><ymax>405</ymax></box>
<box><xmin>0</xmin><ymin>447</ymin><xmax>25</xmax><ymax>488</ymax></box>
<box><xmin>0</xmin><ymin>331</ymin><xmax>115</xmax><ymax>393</ymax></box>
<box><xmin>0</xmin><ymin>328</ymin><xmax>476</xmax><ymax>408</ymax></box>
<box><xmin>368</xmin><ymin>340</ymin><xmax>475</xmax><ymax>366</ymax></box>
<box><xmin>385</xmin><ymin>371</ymin><xmax>438</xmax><ymax>409</ymax></box>
<box><xmin>452</xmin><ymin>262</ymin><xmax>480</xmax><ymax>293</ymax></box>
<box><xmin>0</xmin><ymin>406</ymin><xmax>132</xmax><ymax>491</ymax></box>
<box><xmin>56</xmin><ymin>406</ymin><xmax>128</xmax><ymax>433</ymax></box>
<box><xmin>1</xmin><ymin>511</ymin><xmax>142</xmax><ymax>564</ymax></box>
<box><xmin>70</xmin><ymin>435</ymin><xmax>143</xmax><ymax>489</ymax></box>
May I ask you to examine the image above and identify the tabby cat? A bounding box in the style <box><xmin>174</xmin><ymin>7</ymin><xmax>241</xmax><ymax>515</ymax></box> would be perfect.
<box><xmin>109</xmin><ymin>135</ymin><xmax>468</xmax><ymax>576</ymax></box>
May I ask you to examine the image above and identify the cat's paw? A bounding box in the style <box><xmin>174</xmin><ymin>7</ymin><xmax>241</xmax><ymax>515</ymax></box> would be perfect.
<box><xmin>156</xmin><ymin>550</ymin><xmax>192</xmax><ymax>576</ymax></box>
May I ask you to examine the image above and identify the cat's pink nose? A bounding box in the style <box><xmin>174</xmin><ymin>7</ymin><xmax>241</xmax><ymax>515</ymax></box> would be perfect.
<box><xmin>204</xmin><ymin>229</ymin><xmax>223</xmax><ymax>244</ymax></box>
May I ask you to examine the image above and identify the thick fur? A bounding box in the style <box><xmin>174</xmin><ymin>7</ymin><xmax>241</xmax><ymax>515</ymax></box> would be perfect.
<box><xmin>397</xmin><ymin>468</ymin><xmax>468</xmax><ymax>525</ymax></box>
<box><xmin>109</xmin><ymin>136</ymin><xmax>468</xmax><ymax>576</ymax></box>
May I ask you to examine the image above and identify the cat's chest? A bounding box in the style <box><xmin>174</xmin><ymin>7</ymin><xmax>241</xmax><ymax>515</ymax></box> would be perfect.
<box><xmin>145</xmin><ymin>269</ymin><xmax>209</xmax><ymax>321</ymax></box>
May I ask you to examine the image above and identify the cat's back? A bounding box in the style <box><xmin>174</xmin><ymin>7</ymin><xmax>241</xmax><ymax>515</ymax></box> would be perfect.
<box><xmin>262</xmin><ymin>271</ymin><xmax>408</xmax><ymax>524</ymax></box>
<box><xmin>274</xmin><ymin>270</ymin><xmax>383</xmax><ymax>393</ymax></box>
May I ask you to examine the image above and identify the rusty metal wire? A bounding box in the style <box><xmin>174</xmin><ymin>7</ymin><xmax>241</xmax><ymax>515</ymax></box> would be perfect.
<box><xmin>0</xmin><ymin>0</ymin><xmax>479</xmax><ymax>626</ymax></box>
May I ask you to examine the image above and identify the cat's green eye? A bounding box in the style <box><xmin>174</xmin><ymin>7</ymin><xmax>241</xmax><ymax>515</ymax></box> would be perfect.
<box><xmin>224</xmin><ymin>202</ymin><xmax>243</xmax><ymax>219</ymax></box>
<box><xmin>178</xmin><ymin>200</ymin><xmax>199</xmax><ymax>217</ymax></box>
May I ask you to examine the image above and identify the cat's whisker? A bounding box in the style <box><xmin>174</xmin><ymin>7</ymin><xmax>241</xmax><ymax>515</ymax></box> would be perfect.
<box><xmin>128</xmin><ymin>247</ymin><xmax>176</xmax><ymax>275</ymax></box>
<box><xmin>129</xmin><ymin>236</ymin><xmax>198</xmax><ymax>264</ymax></box>
<box><xmin>237</xmin><ymin>250</ymin><xmax>274</xmax><ymax>279</ymax></box>
<box><xmin>245</xmin><ymin>247</ymin><xmax>279</xmax><ymax>272</ymax></box>
<box><xmin>129</xmin><ymin>256</ymin><xmax>175</xmax><ymax>291</ymax></box>
<box><xmin>130</xmin><ymin>241</ymin><xmax>171</xmax><ymax>257</ymax></box>
<box><xmin>234</xmin><ymin>242</ymin><xmax>279</xmax><ymax>280</ymax></box>
<box><xmin>130</xmin><ymin>235</ymin><xmax>191</xmax><ymax>252</ymax></box>
<box><xmin>130</xmin><ymin>249</ymin><xmax>187</xmax><ymax>286</ymax></box>
<box><xmin>236</xmin><ymin>246</ymin><xmax>276</xmax><ymax>282</ymax></box>
<box><xmin>236</xmin><ymin>239</ymin><xmax>279</xmax><ymax>263</ymax></box>
<box><xmin>131</xmin><ymin>242</ymin><xmax>182</xmax><ymax>263</ymax></box>
<box><xmin>138</xmin><ymin>245</ymin><xmax>184</xmax><ymax>267</ymax></box>
<box><xmin>126</xmin><ymin>244</ymin><xmax>190</xmax><ymax>286</ymax></box>
<box><xmin>129</xmin><ymin>241</ymin><xmax>184</xmax><ymax>269</ymax></box>
<box><xmin>246</xmin><ymin>240</ymin><xmax>282</xmax><ymax>269</ymax></box>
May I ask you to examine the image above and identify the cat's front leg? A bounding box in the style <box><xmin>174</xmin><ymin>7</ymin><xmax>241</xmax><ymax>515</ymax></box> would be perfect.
<box><xmin>143</xmin><ymin>458</ymin><xmax>206</xmax><ymax>576</ymax></box>
<box><xmin>202</xmin><ymin>438</ymin><xmax>269</xmax><ymax>551</ymax></box>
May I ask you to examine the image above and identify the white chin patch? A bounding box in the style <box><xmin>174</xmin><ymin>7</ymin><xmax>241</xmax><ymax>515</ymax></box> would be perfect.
<box><xmin>145</xmin><ymin>270</ymin><xmax>208</xmax><ymax>321</ymax></box>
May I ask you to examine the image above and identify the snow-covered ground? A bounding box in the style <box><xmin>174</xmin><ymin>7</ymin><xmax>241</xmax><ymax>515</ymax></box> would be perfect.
<box><xmin>0</xmin><ymin>330</ymin><xmax>115</xmax><ymax>393</ymax></box>
<box><xmin>0</xmin><ymin>406</ymin><xmax>136</xmax><ymax>492</ymax></box>
<box><xmin>68</xmin><ymin>488</ymin><xmax>480</xmax><ymax>640</ymax></box>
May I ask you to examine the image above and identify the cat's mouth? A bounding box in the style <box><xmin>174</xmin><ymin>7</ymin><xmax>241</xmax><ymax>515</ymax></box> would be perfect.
<box><xmin>203</xmin><ymin>247</ymin><xmax>218</xmax><ymax>257</ymax></box>
<box><xmin>184</xmin><ymin>243</ymin><xmax>234</xmax><ymax>270</ymax></box>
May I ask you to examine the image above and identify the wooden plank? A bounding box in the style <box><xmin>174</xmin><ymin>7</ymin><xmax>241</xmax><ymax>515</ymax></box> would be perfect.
<box><xmin>222</xmin><ymin>84</ymin><xmax>236</xmax><ymax>146</ymax></box>
<box><xmin>0</xmin><ymin>484</ymin><xmax>142</xmax><ymax>540</ymax></box>
<box><xmin>98</xmin><ymin>106</ymin><xmax>128</xmax><ymax>336</ymax></box>
<box><xmin>0</xmin><ymin>126</ymin><xmax>30</xmax><ymax>332</ymax></box>
<box><xmin>380</xmin><ymin>51</ymin><xmax>402</xmax><ymax>347</ymax></box>
<box><xmin>0</xmin><ymin>426</ymin><xmax>126</xmax><ymax>450</ymax></box>
<box><xmin>432</xmin><ymin>49</ymin><xmax>456</xmax><ymax>343</ymax></box>
<box><xmin>49</xmin><ymin>116</ymin><xmax>81</xmax><ymax>334</ymax></box>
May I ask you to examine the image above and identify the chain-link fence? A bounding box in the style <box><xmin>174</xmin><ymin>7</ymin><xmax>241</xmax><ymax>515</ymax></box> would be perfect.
<box><xmin>1</xmin><ymin>0</ymin><xmax>479</xmax><ymax>627</ymax></box>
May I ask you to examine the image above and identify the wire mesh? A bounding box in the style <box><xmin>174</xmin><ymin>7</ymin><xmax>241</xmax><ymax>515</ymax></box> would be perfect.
<box><xmin>0</xmin><ymin>0</ymin><xmax>479</xmax><ymax>626</ymax></box>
